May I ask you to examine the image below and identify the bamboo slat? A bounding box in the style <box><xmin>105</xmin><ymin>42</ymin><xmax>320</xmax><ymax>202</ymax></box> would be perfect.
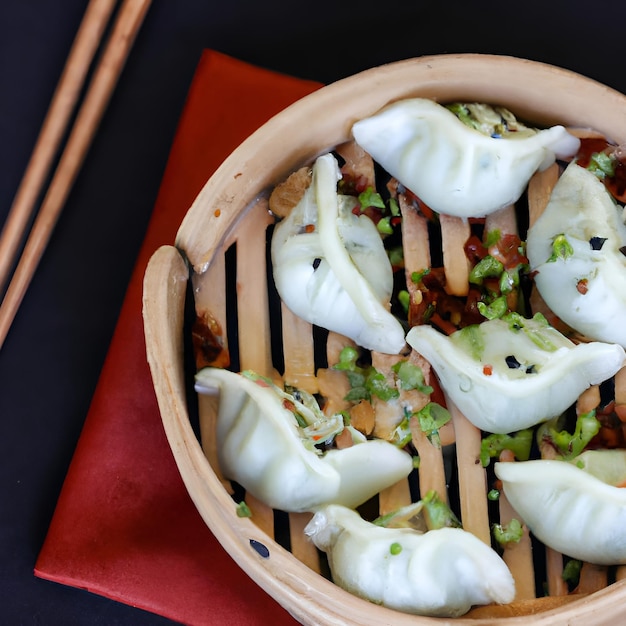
<box><xmin>281</xmin><ymin>304</ymin><xmax>318</xmax><ymax>394</ymax></box>
<box><xmin>439</xmin><ymin>213</ymin><xmax>471</xmax><ymax>296</ymax></box>
<box><xmin>447</xmin><ymin>398</ymin><xmax>491</xmax><ymax>545</ymax></box>
<box><xmin>195</xmin><ymin>251</ymin><xmax>229</xmax><ymax>487</ymax></box>
<box><xmin>235</xmin><ymin>200</ymin><xmax>275</xmax><ymax>377</ymax></box>
<box><xmin>378</xmin><ymin>479</ymin><xmax>412</xmax><ymax>516</ymax></box>
<box><xmin>288</xmin><ymin>512</ymin><xmax>321</xmax><ymax>573</ymax></box>
<box><xmin>485</xmin><ymin>204</ymin><xmax>518</xmax><ymax>236</ymax></box>
<box><xmin>499</xmin><ymin>491</ymin><xmax>536</xmax><ymax>601</ymax></box>
<box><xmin>410</xmin><ymin>424</ymin><xmax>448</xmax><ymax>499</ymax></box>
<box><xmin>527</xmin><ymin>164</ymin><xmax>559</xmax><ymax>228</ymax></box>
<box><xmin>545</xmin><ymin>548</ymin><xmax>568</xmax><ymax>596</ymax></box>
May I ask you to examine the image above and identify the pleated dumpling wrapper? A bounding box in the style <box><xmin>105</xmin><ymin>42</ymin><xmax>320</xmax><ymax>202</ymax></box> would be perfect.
<box><xmin>527</xmin><ymin>160</ymin><xmax>626</xmax><ymax>347</ymax></box>
<box><xmin>495</xmin><ymin>453</ymin><xmax>626</xmax><ymax>565</ymax></box>
<box><xmin>271</xmin><ymin>152</ymin><xmax>406</xmax><ymax>355</ymax></box>
<box><xmin>194</xmin><ymin>368</ymin><xmax>413</xmax><ymax>513</ymax></box>
<box><xmin>406</xmin><ymin>315</ymin><xmax>625</xmax><ymax>433</ymax></box>
<box><xmin>304</xmin><ymin>504</ymin><xmax>515</xmax><ymax>617</ymax></box>
<box><xmin>351</xmin><ymin>98</ymin><xmax>580</xmax><ymax>218</ymax></box>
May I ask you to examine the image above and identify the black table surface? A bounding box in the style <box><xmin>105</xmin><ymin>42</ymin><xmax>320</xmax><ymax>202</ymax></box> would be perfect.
<box><xmin>2</xmin><ymin>1</ymin><xmax>626</xmax><ymax>623</ymax></box>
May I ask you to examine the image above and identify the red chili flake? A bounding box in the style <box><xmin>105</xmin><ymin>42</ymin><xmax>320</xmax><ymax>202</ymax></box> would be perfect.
<box><xmin>254</xmin><ymin>379</ymin><xmax>270</xmax><ymax>387</ymax></box>
<box><xmin>391</xmin><ymin>216</ymin><xmax>402</xmax><ymax>226</ymax></box>
<box><xmin>191</xmin><ymin>313</ymin><xmax>230</xmax><ymax>369</ymax></box>
<box><xmin>214</xmin><ymin>208</ymin><xmax>221</xmax><ymax>217</ymax></box>
<box><xmin>282</xmin><ymin>399</ymin><xmax>296</xmax><ymax>412</ymax></box>
<box><xmin>488</xmin><ymin>233</ymin><xmax>528</xmax><ymax>270</ymax></box>
<box><xmin>576</xmin><ymin>137</ymin><xmax>611</xmax><ymax>168</ymax></box>
<box><xmin>576</xmin><ymin>278</ymin><xmax>589</xmax><ymax>294</ymax></box>
<box><xmin>304</xmin><ymin>224</ymin><xmax>315</xmax><ymax>233</ymax></box>
<box><xmin>483</xmin><ymin>364</ymin><xmax>493</xmax><ymax>376</ymax></box>
<box><xmin>464</xmin><ymin>234</ymin><xmax>488</xmax><ymax>263</ymax></box>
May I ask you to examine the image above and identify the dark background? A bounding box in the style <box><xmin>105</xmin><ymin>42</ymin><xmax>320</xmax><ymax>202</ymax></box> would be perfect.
<box><xmin>1</xmin><ymin>1</ymin><xmax>625</xmax><ymax>624</ymax></box>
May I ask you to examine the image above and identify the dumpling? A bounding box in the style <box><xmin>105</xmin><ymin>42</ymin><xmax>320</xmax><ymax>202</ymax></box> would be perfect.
<box><xmin>194</xmin><ymin>367</ymin><xmax>413</xmax><ymax>512</ymax></box>
<box><xmin>304</xmin><ymin>504</ymin><xmax>515</xmax><ymax>617</ymax></box>
<box><xmin>495</xmin><ymin>459</ymin><xmax>626</xmax><ymax>565</ymax></box>
<box><xmin>271</xmin><ymin>152</ymin><xmax>406</xmax><ymax>354</ymax></box>
<box><xmin>351</xmin><ymin>98</ymin><xmax>580</xmax><ymax>218</ymax></box>
<box><xmin>405</xmin><ymin>316</ymin><xmax>625</xmax><ymax>433</ymax></box>
<box><xmin>526</xmin><ymin>161</ymin><xmax>626</xmax><ymax>347</ymax></box>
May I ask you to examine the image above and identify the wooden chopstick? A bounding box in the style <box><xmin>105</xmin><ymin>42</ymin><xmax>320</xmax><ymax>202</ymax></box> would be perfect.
<box><xmin>0</xmin><ymin>0</ymin><xmax>119</xmax><ymax>295</ymax></box>
<box><xmin>0</xmin><ymin>0</ymin><xmax>152</xmax><ymax>349</ymax></box>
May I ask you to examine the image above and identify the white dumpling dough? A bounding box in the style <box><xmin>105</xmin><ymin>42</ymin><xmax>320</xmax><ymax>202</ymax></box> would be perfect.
<box><xmin>195</xmin><ymin>367</ymin><xmax>413</xmax><ymax>512</ymax></box>
<box><xmin>351</xmin><ymin>98</ymin><xmax>579</xmax><ymax>218</ymax></box>
<box><xmin>495</xmin><ymin>459</ymin><xmax>626</xmax><ymax>565</ymax></box>
<box><xmin>406</xmin><ymin>318</ymin><xmax>625</xmax><ymax>433</ymax></box>
<box><xmin>271</xmin><ymin>153</ymin><xmax>406</xmax><ymax>354</ymax></box>
<box><xmin>527</xmin><ymin>161</ymin><xmax>626</xmax><ymax>347</ymax></box>
<box><xmin>305</xmin><ymin>504</ymin><xmax>515</xmax><ymax>617</ymax></box>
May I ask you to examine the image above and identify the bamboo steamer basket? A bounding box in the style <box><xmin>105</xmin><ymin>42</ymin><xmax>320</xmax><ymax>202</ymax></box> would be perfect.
<box><xmin>142</xmin><ymin>54</ymin><xmax>626</xmax><ymax>625</ymax></box>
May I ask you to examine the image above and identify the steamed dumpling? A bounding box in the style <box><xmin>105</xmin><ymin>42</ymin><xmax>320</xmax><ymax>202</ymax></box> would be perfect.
<box><xmin>195</xmin><ymin>367</ymin><xmax>413</xmax><ymax>512</ymax></box>
<box><xmin>271</xmin><ymin>152</ymin><xmax>406</xmax><ymax>354</ymax></box>
<box><xmin>527</xmin><ymin>161</ymin><xmax>626</xmax><ymax>347</ymax></box>
<box><xmin>351</xmin><ymin>98</ymin><xmax>580</xmax><ymax>218</ymax></box>
<box><xmin>406</xmin><ymin>316</ymin><xmax>625</xmax><ymax>433</ymax></box>
<box><xmin>495</xmin><ymin>459</ymin><xmax>626</xmax><ymax>564</ymax></box>
<box><xmin>305</xmin><ymin>504</ymin><xmax>515</xmax><ymax>617</ymax></box>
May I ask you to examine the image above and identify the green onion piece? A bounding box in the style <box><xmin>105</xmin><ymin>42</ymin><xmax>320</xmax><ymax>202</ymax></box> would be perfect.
<box><xmin>421</xmin><ymin>489</ymin><xmax>462</xmax><ymax>530</ymax></box>
<box><xmin>587</xmin><ymin>152</ymin><xmax>616</xmax><ymax>179</ymax></box>
<box><xmin>469</xmin><ymin>255</ymin><xmax>504</xmax><ymax>285</ymax></box>
<box><xmin>487</xmin><ymin>489</ymin><xmax>500</xmax><ymax>501</ymax></box>
<box><xmin>499</xmin><ymin>266</ymin><xmax>520</xmax><ymax>294</ymax></box>
<box><xmin>539</xmin><ymin>410</ymin><xmax>601</xmax><ymax>460</ymax></box>
<box><xmin>501</xmin><ymin>312</ymin><xmax>558</xmax><ymax>352</ymax></box>
<box><xmin>446</xmin><ymin>103</ymin><xmax>476</xmax><ymax>128</ymax></box>
<box><xmin>452</xmin><ymin>324</ymin><xmax>485</xmax><ymax>361</ymax></box>
<box><xmin>367</xmin><ymin>370</ymin><xmax>400</xmax><ymax>402</ymax></box>
<box><xmin>415</xmin><ymin>402</ymin><xmax>451</xmax><ymax>448</ymax></box>
<box><xmin>397</xmin><ymin>289</ymin><xmax>410</xmax><ymax>313</ymax></box>
<box><xmin>392</xmin><ymin>360</ymin><xmax>433</xmax><ymax>394</ymax></box>
<box><xmin>492</xmin><ymin>518</ymin><xmax>523</xmax><ymax>545</ymax></box>
<box><xmin>477</xmin><ymin>295</ymin><xmax>509</xmax><ymax>320</ymax></box>
<box><xmin>562</xmin><ymin>559</ymin><xmax>583</xmax><ymax>586</ymax></box>
<box><xmin>547</xmin><ymin>234</ymin><xmax>574</xmax><ymax>262</ymax></box>
<box><xmin>389</xmin><ymin>197</ymin><xmax>400</xmax><ymax>216</ymax></box>
<box><xmin>358</xmin><ymin>187</ymin><xmax>386</xmax><ymax>210</ymax></box>
<box><xmin>484</xmin><ymin>229</ymin><xmax>502</xmax><ymax>248</ymax></box>
<box><xmin>480</xmin><ymin>429</ymin><xmax>533</xmax><ymax>467</ymax></box>
<box><xmin>334</xmin><ymin>346</ymin><xmax>399</xmax><ymax>403</ymax></box>
<box><xmin>390</xmin><ymin>542</ymin><xmax>403</xmax><ymax>555</ymax></box>
<box><xmin>411</xmin><ymin>268</ymin><xmax>430</xmax><ymax>285</ymax></box>
<box><xmin>335</xmin><ymin>346</ymin><xmax>359</xmax><ymax>370</ymax></box>
<box><xmin>236</xmin><ymin>501</ymin><xmax>252</xmax><ymax>518</ymax></box>
<box><xmin>388</xmin><ymin>246</ymin><xmax>404</xmax><ymax>268</ymax></box>
<box><xmin>377</xmin><ymin>216</ymin><xmax>393</xmax><ymax>234</ymax></box>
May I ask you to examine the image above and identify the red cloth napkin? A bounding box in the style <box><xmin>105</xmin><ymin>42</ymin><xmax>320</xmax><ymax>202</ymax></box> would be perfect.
<box><xmin>35</xmin><ymin>50</ymin><xmax>321</xmax><ymax>625</ymax></box>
